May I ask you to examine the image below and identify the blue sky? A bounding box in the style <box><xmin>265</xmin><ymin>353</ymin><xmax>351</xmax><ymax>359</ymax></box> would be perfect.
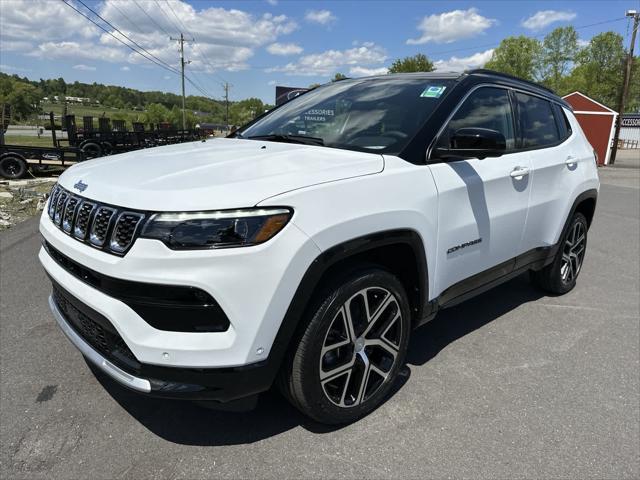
<box><xmin>0</xmin><ymin>0</ymin><xmax>637</xmax><ymax>104</ymax></box>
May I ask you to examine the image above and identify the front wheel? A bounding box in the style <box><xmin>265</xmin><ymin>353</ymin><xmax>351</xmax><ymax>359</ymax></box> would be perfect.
<box><xmin>531</xmin><ymin>212</ymin><xmax>588</xmax><ymax>294</ymax></box>
<box><xmin>280</xmin><ymin>268</ymin><xmax>411</xmax><ymax>424</ymax></box>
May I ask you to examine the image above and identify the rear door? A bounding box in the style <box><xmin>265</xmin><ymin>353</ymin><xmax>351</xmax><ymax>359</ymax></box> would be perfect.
<box><xmin>427</xmin><ymin>86</ymin><xmax>532</xmax><ymax>300</ymax></box>
<box><xmin>516</xmin><ymin>93</ymin><xmax>586</xmax><ymax>253</ymax></box>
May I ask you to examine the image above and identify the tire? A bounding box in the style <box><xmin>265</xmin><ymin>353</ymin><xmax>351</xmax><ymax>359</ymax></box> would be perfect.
<box><xmin>280</xmin><ymin>268</ymin><xmax>411</xmax><ymax>424</ymax></box>
<box><xmin>80</xmin><ymin>141</ymin><xmax>102</xmax><ymax>159</ymax></box>
<box><xmin>100</xmin><ymin>141</ymin><xmax>113</xmax><ymax>156</ymax></box>
<box><xmin>531</xmin><ymin>212</ymin><xmax>588</xmax><ymax>294</ymax></box>
<box><xmin>0</xmin><ymin>154</ymin><xmax>28</xmax><ymax>179</ymax></box>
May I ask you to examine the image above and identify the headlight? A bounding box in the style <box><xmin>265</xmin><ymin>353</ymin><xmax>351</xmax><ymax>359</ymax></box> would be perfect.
<box><xmin>140</xmin><ymin>207</ymin><xmax>292</xmax><ymax>250</ymax></box>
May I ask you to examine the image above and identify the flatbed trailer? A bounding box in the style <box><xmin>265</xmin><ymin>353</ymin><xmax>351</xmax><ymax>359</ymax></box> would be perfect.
<box><xmin>0</xmin><ymin>143</ymin><xmax>84</xmax><ymax>179</ymax></box>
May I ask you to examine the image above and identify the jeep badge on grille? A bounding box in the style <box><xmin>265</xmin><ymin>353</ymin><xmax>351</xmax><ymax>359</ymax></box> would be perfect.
<box><xmin>73</xmin><ymin>180</ymin><xmax>88</xmax><ymax>192</ymax></box>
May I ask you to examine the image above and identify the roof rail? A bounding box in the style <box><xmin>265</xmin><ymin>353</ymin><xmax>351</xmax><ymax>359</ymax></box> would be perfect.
<box><xmin>466</xmin><ymin>69</ymin><xmax>557</xmax><ymax>95</ymax></box>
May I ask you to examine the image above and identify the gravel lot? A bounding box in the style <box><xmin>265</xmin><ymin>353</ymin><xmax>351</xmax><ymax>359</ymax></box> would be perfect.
<box><xmin>1</xmin><ymin>154</ymin><xmax>638</xmax><ymax>479</ymax></box>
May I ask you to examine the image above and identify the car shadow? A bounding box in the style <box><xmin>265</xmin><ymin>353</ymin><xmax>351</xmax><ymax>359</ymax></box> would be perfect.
<box><xmin>95</xmin><ymin>272</ymin><xmax>543</xmax><ymax>446</ymax></box>
<box><xmin>407</xmin><ymin>272</ymin><xmax>544</xmax><ymax>366</ymax></box>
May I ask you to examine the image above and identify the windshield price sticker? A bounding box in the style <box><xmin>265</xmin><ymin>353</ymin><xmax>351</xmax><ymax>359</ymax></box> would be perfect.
<box><xmin>421</xmin><ymin>86</ymin><xmax>447</xmax><ymax>98</ymax></box>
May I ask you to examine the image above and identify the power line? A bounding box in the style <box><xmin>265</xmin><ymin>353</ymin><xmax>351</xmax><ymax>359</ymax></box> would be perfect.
<box><xmin>74</xmin><ymin>0</ymin><xmax>179</xmax><ymax>75</ymax></box>
<box><xmin>60</xmin><ymin>0</ymin><xmax>179</xmax><ymax>75</ymax></box>
<box><xmin>60</xmin><ymin>0</ymin><xmax>215</xmax><ymax>100</ymax></box>
<box><xmin>132</xmin><ymin>0</ymin><xmax>171</xmax><ymax>38</ymax></box>
<box><xmin>154</xmin><ymin>0</ymin><xmax>181</xmax><ymax>34</ymax></box>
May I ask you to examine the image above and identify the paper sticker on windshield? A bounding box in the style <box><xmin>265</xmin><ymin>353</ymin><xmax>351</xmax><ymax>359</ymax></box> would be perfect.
<box><xmin>421</xmin><ymin>86</ymin><xmax>446</xmax><ymax>98</ymax></box>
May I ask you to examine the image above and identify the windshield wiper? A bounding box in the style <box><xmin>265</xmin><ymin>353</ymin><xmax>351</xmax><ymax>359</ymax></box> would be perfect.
<box><xmin>247</xmin><ymin>134</ymin><xmax>324</xmax><ymax>146</ymax></box>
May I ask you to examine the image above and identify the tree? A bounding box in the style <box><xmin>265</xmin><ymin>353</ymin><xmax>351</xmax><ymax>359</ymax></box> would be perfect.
<box><xmin>564</xmin><ymin>31</ymin><xmax>626</xmax><ymax>108</ymax></box>
<box><xmin>388</xmin><ymin>54</ymin><xmax>434</xmax><ymax>73</ymax></box>
<box><xmin>332</xmin><ymin>73</ymin><xmax>348</xmax><ymax>81</ymax></box>
<box><xmin>484</xmin><ymin>36</ymin><xmax>541</xmax><ymax>81</ymax></box>
<box><xmin>0</xmin><ymin>77</ymin><xmax>42</xmax><ymax>120</ymax></box>
<box><xmin>143</xmin><ymin>103</ymin><xmax>171</xmax><ymax>126</ymax></box>
<box><xmin>539</xmin><ymin>26</ymin><xmax>579</xmax><ymax>92</ymax></box>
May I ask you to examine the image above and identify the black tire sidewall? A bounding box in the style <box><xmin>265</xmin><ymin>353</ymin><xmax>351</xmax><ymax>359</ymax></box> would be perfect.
<box><xmin>81</xmin><ymin>142</ymin><xmax>102</xmax><ymax>159</ymax></box>
<box><xmin>550</xmin><ymin>212</ymin><xmax>588</xmax><ymax>293</ymax></box>
<box><xmin>291</xmin><ymin>269</ymin><xmax>411</xmax><ymax>424</ymax></box>
<box><xmin>0</xmin><ymin>155</ymin><xmax>28</xmax><ymax>179</ymax></box>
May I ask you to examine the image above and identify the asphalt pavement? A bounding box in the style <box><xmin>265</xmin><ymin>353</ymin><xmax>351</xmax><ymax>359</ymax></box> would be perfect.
<box><xmin>1</xmin><ymin>158</ymin><xmax>639</xmax><ymax>479</ymax></box>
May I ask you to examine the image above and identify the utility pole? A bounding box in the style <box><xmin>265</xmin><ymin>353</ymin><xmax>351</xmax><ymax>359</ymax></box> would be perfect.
<box><xmin>170</xmin><ymin>33</ymin><xmax>193</xmax><ymax>131</ymax></box>
<box><xmin>222</xmin><ymin>82</ymin><xmax>231</xmax><ymax>128</ymax></box>
<box><xmin>610</xmin><ymin>9</ymin><xmax>639</xmax><ymax>165</ymax></box>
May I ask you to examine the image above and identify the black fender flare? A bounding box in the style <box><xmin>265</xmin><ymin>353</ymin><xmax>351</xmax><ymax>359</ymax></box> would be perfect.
<box><xmin>261</xmin><ymin>229</ymin><xmax>429</xmax><ymax>386</ymax></box>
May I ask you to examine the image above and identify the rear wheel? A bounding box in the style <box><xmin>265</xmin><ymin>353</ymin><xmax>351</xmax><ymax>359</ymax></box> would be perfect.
<box><xmin>531</xmin><ymin>212</ymin><xmax>588</xmax><ymax>294</ymax></box>
<box><xmin>80</xmin><ymin>141</ymin><xmax>102</xmax><ymax>159</ymax></box>
<box><xmin>281</xmin><ymin>268</ymin><xmax>410</xmax><ymax>424</ymax></box>
<box><xmin>0</xmin><ymin>154</ymin><xmax>28</xmax><ymax>179</ymax></box>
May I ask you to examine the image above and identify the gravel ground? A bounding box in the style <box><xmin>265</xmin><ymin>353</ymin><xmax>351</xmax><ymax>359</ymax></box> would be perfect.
<box><xmin>0</xmin><ymin>156</ymin><xmax>638</xmax><ymax>479</ymax></box>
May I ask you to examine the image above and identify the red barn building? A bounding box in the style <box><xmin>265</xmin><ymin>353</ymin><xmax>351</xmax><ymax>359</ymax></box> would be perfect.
<box><xmin>563</xmin><ymin>92</ymin><xmax>618</xmax><ymax>165</ymax></box>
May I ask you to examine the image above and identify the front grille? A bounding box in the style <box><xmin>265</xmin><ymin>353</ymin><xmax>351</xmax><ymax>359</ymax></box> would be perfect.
<box><xmin>90</xmin><ymin>207</ymin><xmax>116</xmax><ymax>246</ymax></box>
<box><xmin>110</xmin><ymin>212</ymin><xmax>145</xmax><ymax>253</ymax></box>
<box><xmin>47</xmin><ymin>185</ymin><xmax>145</xmax><ymax>256</ymax></box>
<box><xmin>52</xmin><ymin>285</ymin><xmax>139</xmax><ymax>370</ymax></box>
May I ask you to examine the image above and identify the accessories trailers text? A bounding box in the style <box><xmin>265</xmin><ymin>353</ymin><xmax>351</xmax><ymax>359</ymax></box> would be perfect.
<box><xmin>40</xmin><ymin>70</ymin><xmax>599</xmax><ymax>424</ymax></box>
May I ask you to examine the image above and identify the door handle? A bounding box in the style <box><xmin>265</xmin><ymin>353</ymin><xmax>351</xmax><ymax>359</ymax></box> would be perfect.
<box><xmin>565</xmin><ymin>155</ymin><xmax>577</xmax><ymax>166</ymax></box>
<box><xmin>510</xmin><ymin>166</ymin><xmax>530</xmax><ymax>178</ymax></box>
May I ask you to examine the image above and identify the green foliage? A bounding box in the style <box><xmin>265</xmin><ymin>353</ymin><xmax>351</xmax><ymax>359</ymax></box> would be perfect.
<box><xmin>484</xmin><ymin>36</ymin><xmax>542</xmax><ymax>81</ymax></box>
<box><xmin>388</xmin><ymin>54</ymin><xmax>433</xmax><ymax>73</ymax></box>
<box><xmin>0</xmin><ymin>76</ymin><xmax>42</xmax><ymax>121</ymax></box>
<box><xmin>332</xmin><ymin>73</ymin><xmax>348</xmax><ymax>81</ymax></box>
<box><xmin>562</xmin><ymin>32</ymin><xmax>626</xmax><ymax>109</ymax></box>
<box><xmin>229</xmin><ymin>97</ymin><xmax>268</xmax><ymax>126</ymax></box>
<box><xmin>539</xmin><ymin>27</ymin><xmax>579</xmax><ymax>92</ymax></box>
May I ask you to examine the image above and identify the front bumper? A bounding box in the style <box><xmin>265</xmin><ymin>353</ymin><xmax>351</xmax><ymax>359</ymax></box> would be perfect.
<box><xmin>39</xmin><ymin>209</ymin><xmax>320</xmax><ymax>368</ymax></box>
<box><xmin>48</xmin><ymin>279</ymin><xmax>276</xmax><ymax>401</ymax></box>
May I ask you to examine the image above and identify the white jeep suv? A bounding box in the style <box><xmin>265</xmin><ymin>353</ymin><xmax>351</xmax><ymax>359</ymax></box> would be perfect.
<box><xmin>40</xmin><ymin>70</ymin><xmax>599</xmax><ymax>424</ymax></box>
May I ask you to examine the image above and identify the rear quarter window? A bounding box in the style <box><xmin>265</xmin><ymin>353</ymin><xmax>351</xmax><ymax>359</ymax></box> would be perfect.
<box><xmin>553</xmin><ymin>104</ymin><xmax>573</xmax><ymax>141</ymax></box>
<box><xmin>515</xmin><ymin>92</ymin><xmax>560</xmax><ymax>148</ymax></box>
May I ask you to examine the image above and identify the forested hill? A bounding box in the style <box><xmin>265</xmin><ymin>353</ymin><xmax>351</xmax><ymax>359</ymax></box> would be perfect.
<box><xmin>0</xmin><ymin>72</ymin><xmax>271</xmax><ymax>126</ymax></box>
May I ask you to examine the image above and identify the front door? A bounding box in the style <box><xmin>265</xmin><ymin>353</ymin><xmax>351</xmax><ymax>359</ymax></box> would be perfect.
<box><xmin>428</xmin><ymin>86</ymin><xmax>531</xmax><ymax>301</ymax></box>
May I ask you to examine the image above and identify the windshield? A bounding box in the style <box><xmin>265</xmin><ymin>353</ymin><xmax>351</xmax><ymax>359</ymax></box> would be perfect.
<box><xmin>240</xmin><ymin>77</ymin><xmax>455</xmax><ymax>154</ymax></box>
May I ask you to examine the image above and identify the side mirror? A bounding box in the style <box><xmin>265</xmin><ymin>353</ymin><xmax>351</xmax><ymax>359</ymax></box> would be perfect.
<box><xmin>434</xmin><ymin>127</ymin><xmax>507</xmax><ymax>160</ymax></box>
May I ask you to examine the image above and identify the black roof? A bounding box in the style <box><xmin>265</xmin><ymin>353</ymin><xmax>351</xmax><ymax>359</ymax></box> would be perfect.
<box><xmin>348</xmin><ymin>69</ymin><xmax>569</xmax><ymax>108</ymax></box>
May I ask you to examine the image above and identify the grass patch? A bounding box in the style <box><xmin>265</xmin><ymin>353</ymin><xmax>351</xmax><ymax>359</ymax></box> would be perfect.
<box><xmin>2</xmin><ymin>136</ymin><xmax>57</xmax><ymax>147</ymax></box>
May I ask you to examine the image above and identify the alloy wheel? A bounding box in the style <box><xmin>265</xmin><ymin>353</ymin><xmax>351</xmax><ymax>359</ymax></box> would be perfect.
<box><xmin>319</xmin><ymin>287</ymin><xmax>403</xmax><ymax>408</ymax></box>
<box><xmin>561</xmin><ymin>220</ymin><xmax>586</xmax><ymax>284</ymax></box>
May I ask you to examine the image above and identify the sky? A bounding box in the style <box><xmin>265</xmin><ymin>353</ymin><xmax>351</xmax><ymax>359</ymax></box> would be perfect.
<box><xmin>0</xmin><ymin>0</ymin><xmax>638</xmax><ymax>104</ymax></box>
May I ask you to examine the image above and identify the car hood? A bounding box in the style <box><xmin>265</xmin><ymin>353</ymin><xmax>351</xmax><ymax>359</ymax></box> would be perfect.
<box><xmin>58</xmin><ymin>138</ymin><xmax>384</xmax><ymax>211</ymax></box>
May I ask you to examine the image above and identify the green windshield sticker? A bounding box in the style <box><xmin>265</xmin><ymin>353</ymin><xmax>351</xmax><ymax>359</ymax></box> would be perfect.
<box><xmin>421</xmin><ymin>85</ymin><xmax>447</xmax><ymax>98</ymax></box>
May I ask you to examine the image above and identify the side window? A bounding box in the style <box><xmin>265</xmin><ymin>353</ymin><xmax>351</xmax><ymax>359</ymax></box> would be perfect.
<box><xmin>553</xmin><ymin>104</ymin><xmax>573</xmax><ymax>141</ymax></box>
<box><xmin>438</xmin><ymin>87</ymin><xmax>516</xmax><ymax>151</ymax></box>
<box><xmin>516</xmin><ymin>92</ymin><xmax>560</xmax><ymax>147</ymax></box>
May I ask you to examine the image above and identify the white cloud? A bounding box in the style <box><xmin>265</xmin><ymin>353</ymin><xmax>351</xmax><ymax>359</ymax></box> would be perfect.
<box><xmin>305</xmin><ymin>9</ymin><xmax>337</xmax><ymax>26</ymax></box>
<box><xmin>349</xmin><ymin>66</ymin><xmax>388</xmax><ymax>77</ymax></box>
<box><xmin>267</xmin><ymin>42</ymin><xmax>303</xmax><ymax>55</ymax></box>
<box><xmin>434</xmin><ymin>49</ymin><xmax>494</xmax><ymax>72</ymax></box>
<box><xmin>267</xmin><ymin>44</ymin><xmax>387</xmax><ymax>77</ymax></box>
<box><xmin>1</xmin><ymin>0</ymin><xmax>298</xmax><ymax>73</ymax></box>
<box><xmin>522</xmin><ymin>10</ymin><xmax>576</xmax><ymax>31</ymax></box>
<box><xmin>407</xmin><ymin>8</ymin><xmax>496</xmax><ymax>45</ymax></box>
<box><xmin>577</xmin><ymin>38</ymin><xmax>589</xmax><ymax>48</ymax></box>
<box><xmin>0</xmin><ymin>64</ymin><xmax>31</xmax><ymax>72</ymax></box>
<box><xmin>120</xmin><ymin>66</ymin><xmax>131</xmax><ymax>71</ymax></box>
<box><xmin>73</xmin><ymin>64</ymin><xmax>97</xmax><ymax>71</ymax></box>
<box><xmin>266</xmin><ymin>0</ymin><xmax>278</xmax><ymax>5</ymax></box>
<box><xmin>268</xmin><ymin>80</ymin><xmax>277</xmax><ymax>86</ymax></box>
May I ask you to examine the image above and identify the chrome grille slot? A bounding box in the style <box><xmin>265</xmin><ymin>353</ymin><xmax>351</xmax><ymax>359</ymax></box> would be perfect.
<box><xmin>90</xmin><ymin>207</ymin><xmax>116</xmax><ymax>247</ymax></box>
<box><xmin>62</xmin><ymin>196</ymin><xmax>80</xmax><ymax>233</ymax></box>
<box><xmin>54</xmin><ymin>191</ymin><xmax>69</xmax><ymax>225</ymax></box>
<box><xmin>46</xmin><ymin>185</ymin><xmax>145</xmax><ymax>255</ymax></box>
<box><xmin>74</xmin><ymin>201</ymin><xmax>95</xmax><ymax>240</ymax></box>
<box><xmin>110</xmin><ymin>212</ymin><xmax>145</xmax><ymax>253</ymax></box>
<box><xmin>48</xmin><ymin>185</ymin><xmax>61</xmax><ymax>219</ymax></box>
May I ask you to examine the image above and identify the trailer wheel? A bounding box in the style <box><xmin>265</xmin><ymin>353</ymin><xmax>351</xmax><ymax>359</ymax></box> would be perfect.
<box><xmin>0</xmin><ymin>154</ymin><xmax>28</xmax><ymax>179</ymax></box>
<box><xmin>100</xmin><ymin>141</ymin><xmax>113</xmax><ymax>155</ymax></box>
<box><xmin>81</xmin><ymin>141</ymin><xmax>102</xmax><ymax>159</ymax></box>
